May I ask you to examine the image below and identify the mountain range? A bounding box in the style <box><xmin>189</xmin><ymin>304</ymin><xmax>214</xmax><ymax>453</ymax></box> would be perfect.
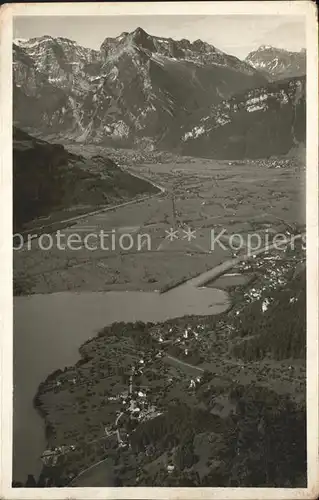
<box><xmin>13</xmin><ymin>28</ymin><xmax>306</xmax><ymax>158</ymax></box>
<box><xmin>245</xmin><ymin>45</ymin><xmax>306</xmax><ymax>80</ymax></box>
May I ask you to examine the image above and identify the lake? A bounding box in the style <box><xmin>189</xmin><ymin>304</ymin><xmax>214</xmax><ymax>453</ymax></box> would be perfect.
<box><xmin>13</xmin><ymin>284</ymin><xmax>230</xmax><ymax>482</ymax></box>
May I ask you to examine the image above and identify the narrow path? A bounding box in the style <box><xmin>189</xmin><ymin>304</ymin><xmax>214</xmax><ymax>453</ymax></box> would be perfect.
<box><xmin>68</xmin><ymin>456</ymin><xmax>112</xmax><ymax>486</ymax></box>
<box><xmin>114</xmin><ymin>369</ymin><xmax>134</xmax><ymax>446</ymax></box>
<box><xmin>115</xmin><ymin>412</ymin><xmax>124</xmax><ymax>446</ymax></box>
<box><xmin>165</xmin><ymin>355</ymin><xmax>204</xmax><ymax>373</ymax></box>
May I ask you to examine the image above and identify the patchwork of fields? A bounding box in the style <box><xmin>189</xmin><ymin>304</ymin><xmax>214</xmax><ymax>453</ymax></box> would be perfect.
<box><xmin>14</xmin><ymin>146</ymin><xmax>305</xmax><ymax>295</ymax></box>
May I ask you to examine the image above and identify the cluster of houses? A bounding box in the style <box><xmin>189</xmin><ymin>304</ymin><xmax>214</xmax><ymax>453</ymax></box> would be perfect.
<box><xmin>153</xmin><ymin>323</ymin><xmax>206</xmax><ymax>357</ymax></box>
<box><xmin>41</xmin><ymin>444</ymin><xmax>76</xmax><ymax>467</ymax></box>
<box><xmin>114</xmin><ymin>359</ymin><xmax>164</xmax><ymax>447</ymax></box>
<box><xmin>245</xmin><ymin>157</ymin><xmax>301</xmax><ymax>170</ymax></box>
<box><xmin>118</xmin><ymin>387</ymin><xmax>162</xmax><ymax>424</ymax></box>
<box><xmin>237</xmin><ymin>247</ymin><xmax>302</xmax><ymax>313</ymax></box>
<box><xmin>188</xmin><ymin>376</ymin><xmax>202</xmax><ymax>389</ymax></box>
<box><xmin>113</xmin><ymin>327</ymin><xmax>207</xmax><ymax>448</ymax></box>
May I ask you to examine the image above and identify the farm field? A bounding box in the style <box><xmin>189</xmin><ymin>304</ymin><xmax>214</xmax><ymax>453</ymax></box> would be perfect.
<box><xmin>13</xmin><ymin>145</ymin><xmax>305</xmax><ymax>295</ymax></box>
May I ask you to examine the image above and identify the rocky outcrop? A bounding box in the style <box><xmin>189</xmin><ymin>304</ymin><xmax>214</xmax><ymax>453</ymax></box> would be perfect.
<box><xmin>180</xmin><ymin>76</ymin><xmax>306</xmax><ymax>159</ymax></box>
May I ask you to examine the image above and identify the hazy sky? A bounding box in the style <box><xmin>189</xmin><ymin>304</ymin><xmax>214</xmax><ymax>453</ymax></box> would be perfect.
<box><xmin>13</xmin><ymin>15</ymin><xmax>306</xmax><ymax>59</ymax></box>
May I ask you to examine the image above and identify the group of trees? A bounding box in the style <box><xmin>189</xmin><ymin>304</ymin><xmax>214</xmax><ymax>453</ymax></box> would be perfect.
<box><xmin>174</xmin><ymin>430</ymin><xmax>198</xmax><ymax>471</ymax></box>
<box><xmin>222</xmin><ymin>385</ymin><xmax>307</xmax><ymax>487</ymax></box>
<box><xmin>130</xmin><ymin>404</ymin><xmax>223</xmax><ymax>456</ymax></box>
<box><xmin>232</xmin><ymin>270</ymin><xmax>306</xmax><ymax>361</ymax></box>
<box><xmin>13</xmin><ymin>467</ymin><xmax>68</xmax><ymax>488</ymax></box>
<box><xmin>128</xmin><ymin>382</ymin><xmax>306</xmax><ymax>488</ymax></box>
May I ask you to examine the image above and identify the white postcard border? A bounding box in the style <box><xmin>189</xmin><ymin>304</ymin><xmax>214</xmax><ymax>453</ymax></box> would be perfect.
<box><xmin>0</xmin><ymin>2</ymin><xmax>318</xmax><ymax>499</ymax></box>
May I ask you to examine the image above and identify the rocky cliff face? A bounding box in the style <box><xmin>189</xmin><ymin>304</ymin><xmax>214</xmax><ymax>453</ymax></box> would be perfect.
<box><xmin>13</xmin><ymin>36</ymin><xmax>100</xmax><ymax>91</ymax></box>
<box><xmin>180</xmin><ymin>76</ymin><xmax>305</xmax><ymax>159</ymax></box>
<box><xmin>13</xmin><ymin>28</ymin><xmax>267</xmax><ymax>146</ymax></box>
<box><xmin>13</xmin><ymin>36</ymin><xmax>101</xmax><ymax>135</ymax></box>
<box><xmin>245</xmin><ymin>46</ymin><xmax>306</xmax><ymax>80</ymax></box>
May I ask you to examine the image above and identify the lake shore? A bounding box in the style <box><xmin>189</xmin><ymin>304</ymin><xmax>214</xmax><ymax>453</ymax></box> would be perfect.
<box><xmin>29</xmin><ymin>259</ymin><xmax>306</xmax><ymax>487</ymax></box>
<box><xmin>13</xmin><ymin>283</ymin><xmax>230</xmax><ymax>483</ymax></box>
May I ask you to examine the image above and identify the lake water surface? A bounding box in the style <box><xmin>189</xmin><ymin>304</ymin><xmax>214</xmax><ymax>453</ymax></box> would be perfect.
<box><xmin>13</xmin><ymin>284</ymin><xmax>229</xmax><ymax>482</ymax></box>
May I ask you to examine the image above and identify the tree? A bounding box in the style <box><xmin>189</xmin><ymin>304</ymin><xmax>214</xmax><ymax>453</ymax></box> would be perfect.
<box><xmin>25</xmin><ymin>474</ymin><xmax>37</xmax><ymax>487</ymax></box>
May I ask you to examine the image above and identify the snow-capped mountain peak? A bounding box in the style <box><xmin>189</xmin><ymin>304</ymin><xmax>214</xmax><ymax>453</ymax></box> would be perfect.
<box><xmin>13</xmin><ymin>29</ymin><xmax>268</xmax><ymax>146</ymax></box>
<box><xmin>245</xmin><ymin>45</ymin><xmax>306</xmax><ymax>80</ymax></box>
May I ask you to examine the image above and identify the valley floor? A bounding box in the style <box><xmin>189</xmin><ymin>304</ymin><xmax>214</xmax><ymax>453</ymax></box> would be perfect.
<box><xmin>14</xmin><ymin>145</ymin><xmax>305</xmax><ymax>296</ymax></box>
